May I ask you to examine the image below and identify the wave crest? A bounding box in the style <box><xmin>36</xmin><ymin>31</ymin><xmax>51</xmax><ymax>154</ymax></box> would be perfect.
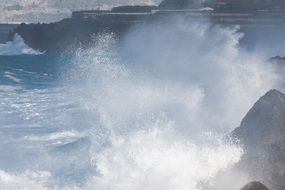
<box><xmin>0</xmin><ymin>34</ymin><xmax>43</xmax><ymax>56</ymax></box>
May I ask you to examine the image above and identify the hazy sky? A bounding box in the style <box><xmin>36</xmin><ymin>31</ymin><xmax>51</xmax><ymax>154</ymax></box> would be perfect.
<box><xmin>0</xmin><ymin>0</ymin><xmax>161</xmax><ymax>23</ymax></box>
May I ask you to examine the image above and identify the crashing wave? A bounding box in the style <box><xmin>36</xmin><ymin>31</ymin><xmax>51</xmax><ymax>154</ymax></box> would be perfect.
<box><xmin>0</xmin><ymin>18</ymin><xmax>282</xmax><ymax>190</ymax></box>
<box><xmin>0</xmin><ymin>34</ymin><xmax>43</xmax><ymax>56</ymax></box>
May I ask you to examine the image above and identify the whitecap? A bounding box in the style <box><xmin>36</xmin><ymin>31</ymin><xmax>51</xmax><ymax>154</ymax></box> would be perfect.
<box><xmin>0</xmin><ymin>34</ymin><xmax>43</xmax><ymax>56</ymax></box>
<box><xmin>4</xmin><ymin>72</ymin><xmax>22</xmax><ymax>83</ymax></box>
<box><xmin>23</xmin><ymin>131</ymin><xmax>86</xmax><ymax>145</ymax></box>
<box><xmin>0</xmin><ymin>85</ymin><xmax>21</xmax><ymax>92</ymax></box>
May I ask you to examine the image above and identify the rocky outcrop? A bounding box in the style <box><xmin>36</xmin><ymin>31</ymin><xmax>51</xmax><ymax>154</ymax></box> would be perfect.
<box><xmin>233</xmin><ymin>89</ymin><xmax>285</xmax><ymax>190</ymax></box>
<box><xmin>10</xmin><ymin>18</ymin><xmax>134</xmax><ymax>52</ymax></box>
<box><xmin>234</xmin><ymin>89</ymin><xmax>285</xmax><ymax>147</ymax></box>
<box><xmin>7</xmin><ymin>0</ymin><xmax>285</xmax><ymax>52</ymax></box>
<box><xmin>240</xmin><ymin>181</ymin><xmax>270</xmax><ymax>190</ymax></box>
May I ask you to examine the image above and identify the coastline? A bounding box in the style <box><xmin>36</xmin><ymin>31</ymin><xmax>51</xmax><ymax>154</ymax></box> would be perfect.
<box><xmin>6</xmin><ymin>8</ymin><xmax>285</xmax><ymax>53</ymax></box>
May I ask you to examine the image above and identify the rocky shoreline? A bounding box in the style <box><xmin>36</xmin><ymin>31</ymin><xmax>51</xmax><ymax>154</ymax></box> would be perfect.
<box><xmin>6</xmin><ymin>0</ymin><xmax>285</xmax><ymax>52</ymax></box>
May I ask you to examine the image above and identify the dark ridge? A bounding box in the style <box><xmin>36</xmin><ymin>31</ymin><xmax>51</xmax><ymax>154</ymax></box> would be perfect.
<box><xmin>258</xmin><ymin>89</ymin><xmax>285</xmax><ymax>104</ymax></box>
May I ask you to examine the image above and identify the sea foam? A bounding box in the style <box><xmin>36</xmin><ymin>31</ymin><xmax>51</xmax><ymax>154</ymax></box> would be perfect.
<box><xmin>0</xmin><ymin>18</ymin><xmax>282</xmax><ymax>190</ymax></box>
<box><xmin>0</xmin><ymin>34</ymin><xmax>42</xmax><ymax>56</ymax></box>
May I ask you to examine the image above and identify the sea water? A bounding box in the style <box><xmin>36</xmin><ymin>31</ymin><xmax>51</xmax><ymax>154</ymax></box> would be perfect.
<box><xmin>0</xmin><ymin>20</ymin><xmax>282</xmax><ymax>190</ymax></box>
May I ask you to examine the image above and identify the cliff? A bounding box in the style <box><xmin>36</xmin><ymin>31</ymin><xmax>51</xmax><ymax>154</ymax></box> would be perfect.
<box><xmin>10</xmin><ymin>18</ymin><xmax>135</xmax><ymax>52</ymax></box>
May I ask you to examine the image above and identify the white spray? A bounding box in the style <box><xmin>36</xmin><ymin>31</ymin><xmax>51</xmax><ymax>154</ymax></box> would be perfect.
<box><xmin>0</xmin><ymin>18</ymin><xmax>282</xmax><ymax>190</ymax></box>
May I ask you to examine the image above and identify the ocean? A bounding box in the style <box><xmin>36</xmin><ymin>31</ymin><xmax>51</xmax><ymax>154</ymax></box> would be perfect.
<box><xmin>0</xmin><ymin>20</ymin><xmax>282</xmax><ymax>190</ymax></box>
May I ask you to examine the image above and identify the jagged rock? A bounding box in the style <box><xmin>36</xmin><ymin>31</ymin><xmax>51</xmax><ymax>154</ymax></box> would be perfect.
<box><xmin>234</xmin><ymin>89</ymin><xmax>285</xmax><ymax>147</ymax></box>
<box><xmin>233</xmin><ymin>89</ymin><xmax>285</xmax><ymax>190</ymax></box>
<box><xmin>240</xmin><ymin>181</ymin><xmax>270</xmax><ymax>190</ymax></box>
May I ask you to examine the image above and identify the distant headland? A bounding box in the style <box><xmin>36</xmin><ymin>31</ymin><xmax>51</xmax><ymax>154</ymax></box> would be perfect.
<box><xmin>3</xmin><ymin>0</ymin><xmax>285</xmax><ymax>52</ymax></box>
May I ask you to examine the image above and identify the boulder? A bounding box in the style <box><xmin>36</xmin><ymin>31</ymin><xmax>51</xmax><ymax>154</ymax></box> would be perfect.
<box><xmin>240</xmin><ymin>181</ymin><xmax>270</xmax><ymax>190</ymax></box>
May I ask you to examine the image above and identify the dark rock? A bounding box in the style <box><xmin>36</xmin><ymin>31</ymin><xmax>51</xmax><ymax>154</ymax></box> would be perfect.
<box><xmin>233</xmin><ymin>89</ymin><xmax>285</xmax><ymax>190</ymax></box>
<box><xmin>233</xmin><ymin>89</ymin><xmax>285</xmax><ymax>148</ymax></box>
<box><xmin>240</xmin><ymin>181</ymin><xmax>270</xmax><ymax>190</ymax></box>
<box><xmin>11</xmin><ymin>18</ymin><xmax>135</xmax><ymax>52</ymax></box>
<box><xmin>8</xmin><ymin>0</ymin><xmax>285</xmax><ymax>52</ymax></box>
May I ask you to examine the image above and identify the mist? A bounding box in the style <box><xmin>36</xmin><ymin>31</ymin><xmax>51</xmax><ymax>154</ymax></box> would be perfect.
<box><xmin>57</xmin><ymin>17</ymin><xmax>282</xmax><ymax>189</ymax></box>
<box><xmin>0</xmin><ymin>11</ymin><xmax>284</xmax><ymax>190</ymax></box>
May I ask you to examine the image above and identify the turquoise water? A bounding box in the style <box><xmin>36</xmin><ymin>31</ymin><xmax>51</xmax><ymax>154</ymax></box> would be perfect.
<box><xmin>0</xmin><ymin>54</ymin><xmax>62</xmax><ymax>87</ymax></box>
<box><xmin>0</xmin><ymin>53</ymin><xmax>99</xmax><ymax>189</ymax></box>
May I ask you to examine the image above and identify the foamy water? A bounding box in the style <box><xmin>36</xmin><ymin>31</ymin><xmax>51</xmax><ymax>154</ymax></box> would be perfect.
<box><xmin>0</xmin><ymin>34</ymin><xmax>42</xmax><ymax>56</ymax></box>
<box><xmin>0</xmin><ymin>19</ymin><xmax>282</xmax><ymax>190</ymax></box>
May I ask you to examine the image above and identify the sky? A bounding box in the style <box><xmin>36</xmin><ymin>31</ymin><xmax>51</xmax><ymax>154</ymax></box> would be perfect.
<box><xmin>0</xmin><ymin>0</ymin><xmax>161</xmax><ymax>23</ymax></box>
